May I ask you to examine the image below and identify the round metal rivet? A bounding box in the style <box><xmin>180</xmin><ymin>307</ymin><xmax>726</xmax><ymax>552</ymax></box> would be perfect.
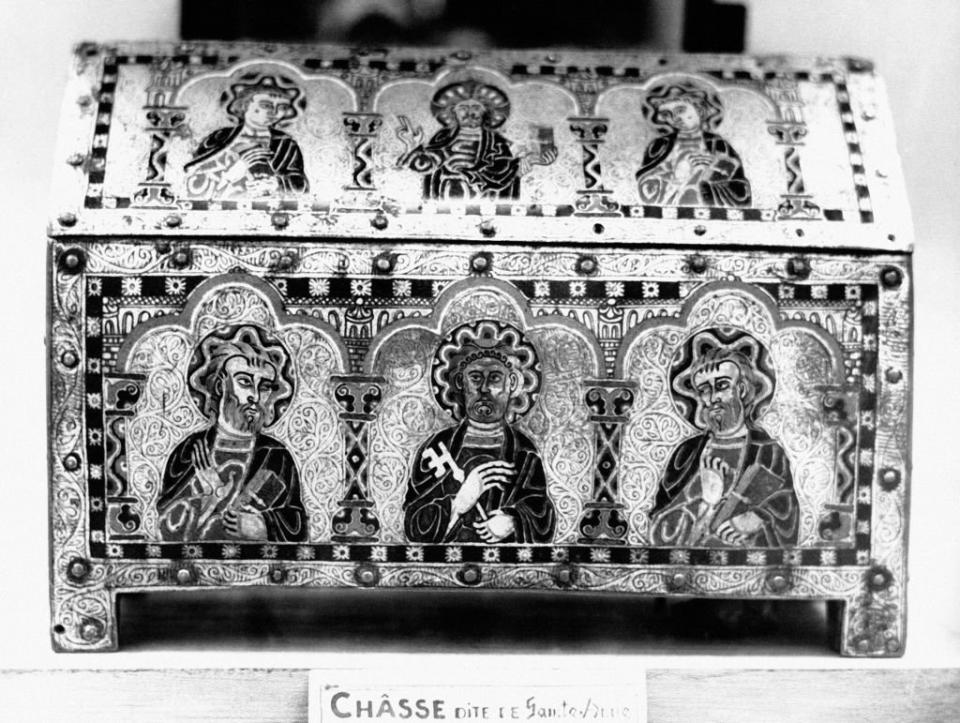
<box><xmin>880</xmin><ymin>468</ymin><xmax>900</xmax><ymax>491</ymax></box>
<box><xmin>454</xmin><ymin>50</ymin><xmax>472</xmax><ymax>60</ymax></box>
<box><xmin>269</xmin><ymin>568</ymin><xmax>286</xmax><ymax>584</ymax></box>
<box><xmin>577</xmin><ymin>255</ymin><xmax>598</xmax><ymax>275</ymax></box>
<box><xmin>479</xmin><ymin>220</ymin><xmax>496</xmax><ymax>237</ymax></box>
<box><xmin>164</xmin><ymin>214</ymin><xmax>182</xmax><ymax>228</ymax></box>
<box><xmin>554</xmin><ymin>564</ymin><xmax>575</xmax><ymax>587</ymax></box>
<box><xmin>461</xmin><ymin>565</ymin><xmax>481</xmax><ymax>584</ymax></box>
<box><xmin>669</xmin><ymin>572</ymin><xmax>687</xmax><ymax>589</ymax></box>
<box><xmin>546</xmin><ymin>53</ymin><xmax>558</xmax><ymax>63</ymax></box>
<box><xmin>67</xmin><ymin>558</ymin><xmax>91</xmax><ymax>582</ymax></box>
<box><xmin>371</xmin><ymin>213</ymin><xmax>389</xmax><ymax>230</ymax></box>
<box><xmin>767</xmin><ymin>574</ymin><xmax>789</xmax><ymax>592</ymax></box>
<box><xmin>873</xmin><ymin>574</ymin><xmax>886</xmax><ymax>587</ymax></box>
<box><xmin>67</xmin><ymin>153</ymin><xmax>85</xmax><ymax>167</ymax></box>
<box><xmin>688</xmin><ymin>254</ymin><xmax>708</xmax><ymax>274</ymax></box>
<box><xmin>53</xmin><ymin>624</ymin><xmax>66</xmax><ymax>635</ymax></box>
<box><xmin>881</xmin><ymin>267</ymin><xmax>903</xmax><ymax>289</ymax></box>
<box><xmin>876</xmin><ymin>169</ymin><xmax>888</xmax><ymax>178</ymax></box>
<box><xmin>786</xmin><ymin>256</ymin><xmax>811</xmax><ymax>279</ymax></box>
<box><xmin>271</xmin><ymin>212</ymin><xmax>289</xmax><ymax>229</ymax></box>
<box><xmin>77</xmin><ymin>95</ymin><xmax>93</xmax><ymax>108</ymax></box>
<box><xmin>861</xmin><ymin>109</ymin><xmax>876</xmax><ymax>121</ymax></box>
<box><xmin>80</xmin><ymin>622</ymin><xmax>102</xmax><ymax>642</ymax></box>
<box><xmin>885</xmin><ymin>368</ymin><xmax>903</xmax><ymax>384</ymax></box>
<box><xmin>593</xmin><ymin>223</ymin><xmax>605</xmax><ymax>234</ymax></box>
<box><xmin>176</xmin><ymin>568</ymin><xmax>193</xmax><ymax>585</ymax></box>
<box><xmin>62</xmin><ymin>454</ymin><xmax>81</xmax><ymax>472</ymax></box>
<box><xmin>694</xmin><ymin>225</ymin><xmax>707</xmax><ymax>236</ymax></box>
<box><xmin>886</xmin><ymin>639</ymin><xmax>901</xmax><ymax>653</ymax></box>
<box><xmin>60</xmin><ymin>350</ymin><xmax>79</xmax><ymax>368</ymax></box>
<box><xmin>170</xmin><ymin>249</ymin><xmax>191</xmax><ymax>269</ymax></box>
<box><xmin>471</xmin><ymin>254</ymin><xmax>490</xmax><ymax>272</ymax></box>
<box><xmin>857</xmin><ymin>639</ymin><xmax>870</xmax><ymax>653</ymax></box>
<box><xmin>374</xmin><ymin>255</ymin><xmax>393</xmax><ymax>273</ymax></box>
<box><xmin>58</xmin><ymin>212</ymin><xmax>78</xmax><ymax>228</ymax></box>
<box><xmin>355</xmin><ymin>563</ymin><xmax>379</xmax><ymax>587</ymax></box>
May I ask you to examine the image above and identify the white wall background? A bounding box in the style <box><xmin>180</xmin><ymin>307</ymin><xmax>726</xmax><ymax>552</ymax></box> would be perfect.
<box><xmin>0</xmin><ymin>0</ymin><xmax>957</xmax><ymax>671</ymax></box>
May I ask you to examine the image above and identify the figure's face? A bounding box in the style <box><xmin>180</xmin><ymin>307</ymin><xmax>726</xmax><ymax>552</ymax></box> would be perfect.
<box><xmin>218</xmin><ymin>355</ymin><xmax>278</xmax><ymax>434</ymax></box>
<box><xmin>460</xmin><ymin>357</ymin><xmax>514</xmax><ymax>424</ymax></box>
<box><xmin>242</xmin><ymin>92</ymin><xmax>291</xmax><ymax>130</ymax></box>
<box><xmin>694</xmin><ymin>360</ymin><xmax>746</xmax><ymax>434</ymax></box>
<box><xmin>656</xmin><ymin>98</ymin><xmax>702</xmax><ymax>132</ymax></box>
<box><xmin>453</xmin><ymin>99</ymin><xmax>486</xmax><ymax>129</ymax></box>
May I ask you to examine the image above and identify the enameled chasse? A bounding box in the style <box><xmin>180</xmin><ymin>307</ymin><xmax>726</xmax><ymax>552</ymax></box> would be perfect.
<box><xmin>48</xmin><ymin>42</ymin><xmax>912</xmax><ymax>654</ymax></box>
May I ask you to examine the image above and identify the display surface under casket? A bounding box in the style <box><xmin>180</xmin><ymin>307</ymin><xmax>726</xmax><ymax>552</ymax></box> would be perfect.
<box><xmin>47</xmin><ymin>42</ymin><xmax>913</xmax><ymax>655</ymax></box>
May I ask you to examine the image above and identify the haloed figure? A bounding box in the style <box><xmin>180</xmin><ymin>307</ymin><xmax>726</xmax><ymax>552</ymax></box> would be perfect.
<box><xmin>396</xmin><ymin>79</ymin><xmax>557</xmax><ymax>201</ymax></box>
<box><xmin>184</xmin><ymin>73</ymin><xmax>309</xmax><ymax>199</ymax></box>
<box><xmin>157</xmin><ymin>324</ymin><xmax>306</xmax><ymax>542</ymax></box>
<box><xmin>651</xmin><ymin>333</ymin><xmax>798</xmax><ymax>548</ymax></box>
<box><xmin>636</xmin><ymin>81</ymin><xmax>751</xmax><ymax>207</ymax></box>
<box><xmin>403</xmin><ymin>321</ymin><xmax>556</xmax><ymax>544</ymax></box>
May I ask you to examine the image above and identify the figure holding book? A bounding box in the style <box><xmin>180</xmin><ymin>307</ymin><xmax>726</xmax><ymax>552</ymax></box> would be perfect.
<box><xmin>157</xmin><ymin>324</ymin><xmax>306</xmax><ymax>542</ymax></box>
<box><xmin>650</xmin><ymin>332</ymin><xmax>798</xmax><ymax>547</ymax></box>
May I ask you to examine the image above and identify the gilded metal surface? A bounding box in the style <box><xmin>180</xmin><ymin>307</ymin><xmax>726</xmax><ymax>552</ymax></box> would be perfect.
<box><xmin>49</xmin><ymin>240</ymin><xmax>911</xmax><ymax>655</ymax></box>
<box><xmin>48</xmin><ymin>42</ymin><xmax>913</xmax><ymax>656</ymax></box>
<box><xmin>49</xmin><ymin>42</ymin><xmax>911</xmax><ymax>250</ymax></box>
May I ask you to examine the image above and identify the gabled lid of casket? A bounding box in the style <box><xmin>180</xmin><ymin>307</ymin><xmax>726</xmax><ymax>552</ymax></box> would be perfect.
<box><xmin>49</xmin><ymin>41</ymin><xmax>912</xmax><ymax>251</ymax></box>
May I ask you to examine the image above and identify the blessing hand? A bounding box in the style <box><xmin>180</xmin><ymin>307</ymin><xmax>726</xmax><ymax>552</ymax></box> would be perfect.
<box><xmin>190</xmin><ymin>441</ymin><xmax>222</xmax><ymax>496</ymax></box>
<box><xmin>474</xmin><ymin>510</ymin><xmax>516</xmax><ymax>542</ymax></box>
<box><xmin>395</xmin><ymin>115</ymin><xmax>424</xmax><ymax>154</ymax></box>
<box><xmin>699</xmin><ymin>456</ymin><xmax>730</xmax><ymax>506</ymax></box>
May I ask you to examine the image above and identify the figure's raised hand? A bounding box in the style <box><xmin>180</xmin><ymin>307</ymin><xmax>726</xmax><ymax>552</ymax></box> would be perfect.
<box><xmin>699</xmin><ymin>456</ymin><xmax>729</xmax><ymax>506</ymax></box>
<box><xmin>395</xmin><ymin>115</ymin><xmax>424</xmax><ymax>154</ymax></box>
<box><xmin>222</xmin><ymin>506</ymin><xmax>268</xmax><ymax>540</ymax></box>
<box><xmin>452</xmin><ymin>461</ymin><xmax>514</xmax><ymax>516</ymax></box>
<box><xmin>190</xmin><ymin>441</ymin><xmax>221</xmax><ymax>496</ymax></box>
<box><xmin>474</xmin><ymin>510</ymin><xmax>516</xmax><ymax>543</ymax></box>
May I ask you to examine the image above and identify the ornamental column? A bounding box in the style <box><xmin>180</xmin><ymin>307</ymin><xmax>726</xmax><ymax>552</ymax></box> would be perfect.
<box><xmin>577</xmin><ymin>379</ymin><xmax>637</xmax><ymax>544</ymax></box>
<box><xmin>569</xmin><ymin>117</ymin><xmax>620</xmax><ymax>215</ymax></box>
<box><xmin>766</xmin><ymin>75</ymin><xmax>818</xmax><ymax>219</ymax></box>
<box><xmin>330</xmin><ymin>374</ymin><xmax>385</xmax><ymax>542</ymax></box>
<box><xmin>133</xmin><ymin>59</ymin><xmax>188</xmax><ymax>207</ymax></box>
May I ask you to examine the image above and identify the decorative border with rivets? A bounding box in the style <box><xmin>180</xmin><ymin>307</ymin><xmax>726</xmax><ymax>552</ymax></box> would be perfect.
<box><xmin>49</xmin><ymin>241</ymin><xmax>911</xmax><ymax>655</ymax></box>
<box><xmin>49</xmin><ymin>42</ymin><xmax>914</xmax><ymax>250</ymax></box>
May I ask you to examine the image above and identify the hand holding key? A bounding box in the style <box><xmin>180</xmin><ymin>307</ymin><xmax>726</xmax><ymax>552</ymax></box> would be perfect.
<box><xmin>451</xmin><ymin>461</ymin><xmax>514</xmax><ymax>516</ymax></box>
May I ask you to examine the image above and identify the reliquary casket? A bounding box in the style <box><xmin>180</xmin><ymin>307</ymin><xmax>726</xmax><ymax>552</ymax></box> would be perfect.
<box><xmin>47</xmin><ymin>42</ymin><xmax>913</xmax><ymax>654</ymax></box>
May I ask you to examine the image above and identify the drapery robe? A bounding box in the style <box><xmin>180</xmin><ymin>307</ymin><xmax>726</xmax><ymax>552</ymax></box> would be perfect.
<box><xmin>636</xmin><ymin>130</ymin><xmax>751</xmax><ymax>207</ymax></box>
<box><xmin>403</xmin><ymin>421</ymin><xmax>556</xmax><ymax>544</ymax></box>
<box><xmin>183</xmin><ymin>126</ymin><xmax>309</xmax><ymax>199</ymax></box>
<box><xmin>650</xmin><ymin>427</ymin><xmax>798</xmax><ymax>547</ymax></box>
<box><xmin>403</xmin><ymin>126</ymin><xmax>522</xmax><ymax>200</ymax></box>
<box><xmin>157</xmin><ymin>427</ymin><xmax>306</xmax><ymax>542</ymax></box>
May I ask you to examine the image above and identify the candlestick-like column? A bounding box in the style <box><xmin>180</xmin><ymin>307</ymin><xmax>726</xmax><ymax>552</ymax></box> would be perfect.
<box><xmin>330</xmin><ymin>374</ymin><xmax>385</xmax><ymax>542</ymax></box>
<box><xmin>577</xmin><ymin>379</ymin><xmax>637</xmax><ymax>544</ymax></box>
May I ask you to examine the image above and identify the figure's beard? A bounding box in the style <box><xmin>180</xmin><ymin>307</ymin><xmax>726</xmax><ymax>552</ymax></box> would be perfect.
<box><xmin>466</xmin><ymin>394</ymin><xmax>506</xmax><ymax>423</ymax></box>
<box><xmin>704</xmin><ymin>399</ymin><xmax>744</xmax><ymax>434</ymax></box>
<box><xmin>222</xmin><ymin>396</ymin><xmax>267</xmax><ymax>434</ymax></box>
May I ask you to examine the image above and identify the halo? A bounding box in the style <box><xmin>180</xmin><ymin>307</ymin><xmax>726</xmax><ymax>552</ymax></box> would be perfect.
<box><xmin>186</xmin><ymin>323</ymin><xmax>295</xmax><ymax>427</ymax></box>
<box><xmin>431</xmin><ymin>320</ymin><xmax>540</xmax><ymax>423</ymax></box>
<box><xmin>669</xmin><ymin>327</ymin><xmax>776</xmax><ymax>429</ymax></box>
<box><xmin>430</xmin><ymin>80</ymin><xmax>511</xmax><ymax>129</ymax></box>
<box><xmin>642</xmin><ymin>80</ymin><xmax>724</xmax><ymax>133</ymax></box>
<box><xmin>222</xmin><ymin>72</ymin><xmax>304</xmax><ymax>125</ymax></box>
